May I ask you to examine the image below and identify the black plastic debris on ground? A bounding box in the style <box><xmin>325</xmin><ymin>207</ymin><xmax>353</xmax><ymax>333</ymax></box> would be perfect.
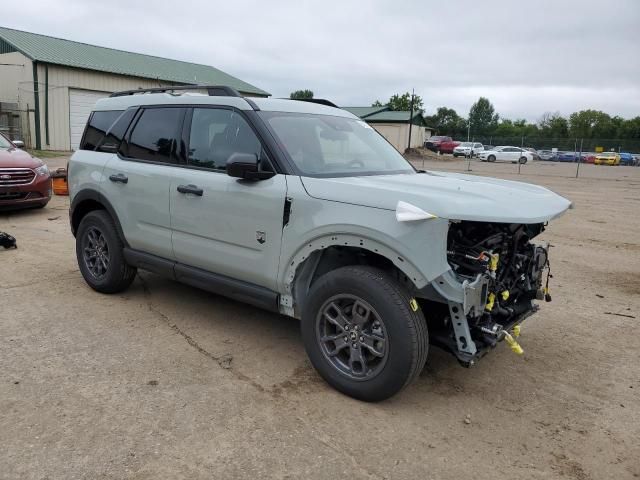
<box><xmin>0</xmin><ymin>232</ymin><xmax>17</xmax><ymax>249</ymax></box>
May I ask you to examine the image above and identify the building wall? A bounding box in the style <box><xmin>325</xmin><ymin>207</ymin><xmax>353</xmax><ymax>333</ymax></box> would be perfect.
<box><xmin>370</xmin><ymin>123</ymin><xmax>427</xmax><ymax>152</ymax></box>
<box><xmin>35</xmin><ymin>63</ymin><xmax>180</xmax><ymax>150</ymax></box>
<box><xmin>0</xmin><ymin>52</ymin><xmax>35</xmax><ymax>145</ymax></box>
<box><xmin>0</xmin><ymin>51</ymin><xmax>32</xmax><ymax>103</ymax></box>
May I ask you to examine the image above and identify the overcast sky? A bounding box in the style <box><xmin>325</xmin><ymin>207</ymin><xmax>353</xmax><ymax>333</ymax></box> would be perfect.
<box><xmin>3</xmin><ymin>0</ymin><xmax>639</xmax><ymax>121</ymax></box>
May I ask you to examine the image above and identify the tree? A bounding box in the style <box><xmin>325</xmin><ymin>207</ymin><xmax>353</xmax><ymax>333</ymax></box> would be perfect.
<box><xmin>425</xmin><ymin>107</ymin><xmax>466</xmax><ymax>136</ymax></box>
<box><xmin>290</xmin><ymin>89</ymin><xmax>314</xmax><ymax>100</ymax></box>
<box><xmin>468</xmin><ymin>97</ymin><xmax>499</xmax><ymax>135</ymax></box>
<box><xmin>616</xmin><ymin>117</ymin><xmax>640</xmax><ymax>139</ymax></box>
<box><xmin>389</xmin><ymin>92</ymin><xmax>423</xmax><ymax>112</ymax></box>
<box><xmin>372</xmin><ymin>92</ymin><xmax>424</xmax><ymax>112</ymax></box>
<box><xmin>568</xmin><ymin>110</ymin><xmax>614</xmax><ymax>138</ymax></box>
<box><xmin>493</xmin><ymin>119</ymin><xmax>517</xmax><ymax>137</ymax></box>
<box><xmin>538</xmin><ymin>112</ymin><xmax>569</xmax><ymax>138</ymax></box>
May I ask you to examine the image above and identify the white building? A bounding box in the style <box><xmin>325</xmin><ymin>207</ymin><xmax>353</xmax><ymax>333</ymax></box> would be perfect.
<box><xmin>343</xmin><ymin>106</ymin><xmax>433</xmax><ymax>152</ymax></box>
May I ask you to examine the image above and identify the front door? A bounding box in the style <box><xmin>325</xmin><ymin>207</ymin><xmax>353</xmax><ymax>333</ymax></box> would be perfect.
<box><xmin>170</xmin><ymin>107</ymin><xmax>287</xmax><ymax>290</ymax></box>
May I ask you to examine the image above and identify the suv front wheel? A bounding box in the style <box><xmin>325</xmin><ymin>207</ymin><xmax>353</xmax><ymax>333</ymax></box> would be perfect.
<box><xmin>301</xmin><ymin>266</ymin><xmax>429</xmax><ymax>401</ymax></box>
<box><xmin>76</xmin><ymin>210</ymin><xmax>137</xmax><ymax>293</ymax></box>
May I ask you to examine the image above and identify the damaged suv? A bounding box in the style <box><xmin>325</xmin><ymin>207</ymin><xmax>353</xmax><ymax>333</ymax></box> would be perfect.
<box><xmin>69</xmin><ymin>86</ymin><xmax>571</xmax><ymax>401</ymax></box>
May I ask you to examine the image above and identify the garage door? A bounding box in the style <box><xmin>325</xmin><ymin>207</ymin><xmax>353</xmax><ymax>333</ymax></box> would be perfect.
<box><xmin>69</xmin><ymin>89</ymin><xmax>110</xmax><ymax>150</ymax></box>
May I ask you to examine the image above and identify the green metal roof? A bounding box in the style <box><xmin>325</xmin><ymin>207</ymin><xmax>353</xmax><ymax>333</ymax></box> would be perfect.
<box><xmin>0</xmin><ymin>26</ymin><xmax>269</xmax><ymax>96</ymax></box>
<box><xmin>364</xmin><ymin>110</ymin><xmax>429</xmax><ymax>127</ymax></box>
<box><xmin>341</xmin><ymin>106</ymin><xmax>389</xmax><ymax>118</ymax></box>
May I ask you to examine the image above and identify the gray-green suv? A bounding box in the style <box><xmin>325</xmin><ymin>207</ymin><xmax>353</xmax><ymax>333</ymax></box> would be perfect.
<box><xmin>69</xmin><ymin>86</ymin><xmax>571</xmax><ymax>401</ymax></box>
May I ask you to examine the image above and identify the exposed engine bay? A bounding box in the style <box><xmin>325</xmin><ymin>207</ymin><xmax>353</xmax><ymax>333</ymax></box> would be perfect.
<box><xmin>442</xmin><ymin>220</ymin><xmax>552</xmax><ymax>362</ymax></box>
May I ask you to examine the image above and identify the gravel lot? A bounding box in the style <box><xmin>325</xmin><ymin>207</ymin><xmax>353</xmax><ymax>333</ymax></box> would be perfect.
<box><xmin>1</xmin><ymin>156</ymin><xmax>639</xmax><ymax>479</ymax></box>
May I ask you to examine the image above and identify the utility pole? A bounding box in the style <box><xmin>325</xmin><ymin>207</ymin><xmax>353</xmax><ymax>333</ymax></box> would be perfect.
<box><xmin>467</xmin><ymin>119</ymin><xmax>471</xmax><ymax>142</ymax></box>
<box><xmin>407</xmin><ymin>88</ymin><xmax>415</xmax><ymax>152</ymax></box>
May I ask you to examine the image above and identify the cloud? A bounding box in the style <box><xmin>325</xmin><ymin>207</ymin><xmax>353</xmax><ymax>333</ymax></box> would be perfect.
<box><xmin>2</xmin><ymin>0</ymin><xmax>638</xmax><ymax>119</ymax></box>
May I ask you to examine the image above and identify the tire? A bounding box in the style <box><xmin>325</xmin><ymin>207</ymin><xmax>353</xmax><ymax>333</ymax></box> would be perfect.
<box><xmin>76</xmin><ymin>210</ymin><xmax>136</xmax><ymax>294</ymax></box>
<box><xmin>519</xmin><ymin>156</ymin><xmax>528</xmax><ymax>164</ymax></box>
<box><xmin>301</xmin><ymin>266</ymin><xmax>429</xmax><ymax>402</ymax></box>
<box><xmin>488</xmin><ymin>155</ymin><xmax>496</xmax><ymax>162</ymax></box>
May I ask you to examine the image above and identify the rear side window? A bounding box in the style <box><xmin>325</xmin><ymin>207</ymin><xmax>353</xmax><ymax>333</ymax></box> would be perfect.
<box><xmin>80</xmin><ymin>110</ymin><xmax>123</xmax><ymax>150</ymax></box>
<box><xmin>121</xmin><ymin>108</ymin><xmax>184</xmax><ymax>163</ymax></box>
<box><xmin>96</xmin><ymin>109</ymin><xmax>136</xmax><ymax>153</ymax></box>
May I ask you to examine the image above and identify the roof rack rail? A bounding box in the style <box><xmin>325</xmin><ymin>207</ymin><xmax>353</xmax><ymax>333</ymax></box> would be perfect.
<box><xmin>109</xmin><ymin>85</ymin><xmax>242</xmax><ymax>98</ymax></box>
<box><xmin>290</xmin><ymin>98</ymin><xmax>339</xmax><ymax>108</ymax></box>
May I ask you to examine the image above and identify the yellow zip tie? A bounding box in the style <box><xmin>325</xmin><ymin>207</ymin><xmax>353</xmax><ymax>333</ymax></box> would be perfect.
<box><xmin>485</xmin><ymin>292</ymin><xmax>495</xmax><ymax>311</ymax></box>
<box><xmin>410</xmin><ymin>298</ymin><xmax>419</xmax><ymax>312</ymax></box>
<box><xmin>512</xmin><ymin>325</ymin><xmax>521</xmax><ymax>337</ymax></box>
<box><xmin>503</xmin><ymin>331</ymin><xmax>524</xmax><ymax>355</ymax></box>
<box><xmin>489</xmin><ymin>253</ymin><xmax>499</xmax><ymax>272</ymax></box>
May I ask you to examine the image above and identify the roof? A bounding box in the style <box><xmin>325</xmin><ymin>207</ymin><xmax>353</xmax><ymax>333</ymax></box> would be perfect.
<box><xmin>0</xmin><ymin>26</ymin><xmax>269</xmax><ymax>96</ymax></box>
<box><xmin>364</xmin><ymin>110</ymin><xmax>431</xmax><ymax>128</ymax></box>
<box><xmin>341</xmin><ymin>106</ymin><xmax>389</xmax><ymax>118</ymax></box>
<box><xmin>95</xmin><ymin>93</ymin><xmax>357</xmax><ymax>119</ymax></box>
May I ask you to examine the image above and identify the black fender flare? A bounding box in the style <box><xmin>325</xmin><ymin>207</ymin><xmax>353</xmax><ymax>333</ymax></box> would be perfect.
<box><xmin>69</xmin><ymin>189</ymin><xmax>128</xmax><ymax>246</ymax></box>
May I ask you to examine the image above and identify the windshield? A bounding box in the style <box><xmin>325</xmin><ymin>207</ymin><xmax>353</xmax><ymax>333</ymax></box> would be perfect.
<box><xmin>600</xmin><ymin>152</ymin><xmax>616</xmax><ymax>157</ymax></box>
<box><xmin>0</xmin><ymin>134</ymin><xmax>13</xmax><ymax>149</ymax></box>
<box><xmin>259</xmin><ymin>112</ymin><xmax>415</xmax><ymax>177</ymax></box>
<box><xmin>459</xmin><ymin>142</ymin><xmax>472</xmax><ymax>147</ymax></box>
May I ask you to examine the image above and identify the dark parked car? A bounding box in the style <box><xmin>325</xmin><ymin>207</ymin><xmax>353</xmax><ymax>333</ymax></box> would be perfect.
<box><xmin>619</xmin><ymin>152</ymin><xmax>637</xmax><ymax>166</ymax></box>
<box><xmin>556</xmin><ymin>152</ymin><xmax>581</xmax><ymax>162</ymax></box>
<box><xmin>0</xmin><ymin>133</ymin><xmax>51</xmax><ymax>209</ymax></box>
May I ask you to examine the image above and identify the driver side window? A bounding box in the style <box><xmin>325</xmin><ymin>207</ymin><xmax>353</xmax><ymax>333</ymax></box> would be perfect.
<box><xmin>187</xmin><ymin>108</ymin><xmax>266</xmax><ymax>171</ymax></box>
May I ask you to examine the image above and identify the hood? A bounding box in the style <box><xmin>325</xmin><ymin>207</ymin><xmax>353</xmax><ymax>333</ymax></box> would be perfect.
<box><xmin>301</xmin><ymin>171</ymin><xmax>572</xmax><ymax>224</ymax></box>
<box><xmin>0</xmin><ymin>148</ymin><xmax>42</xmax><ymax>169</ymax></box>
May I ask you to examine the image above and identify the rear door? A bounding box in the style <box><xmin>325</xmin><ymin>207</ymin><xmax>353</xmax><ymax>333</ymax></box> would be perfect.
<box><xmin>169</xmin><ymin>107</ymin><xmax>287</xmax><ymax>290</ymax></box>
<box><xmin>102</xmin><ymin>106</ymin><xmax>186</xmax><ymax>260</ymax></box>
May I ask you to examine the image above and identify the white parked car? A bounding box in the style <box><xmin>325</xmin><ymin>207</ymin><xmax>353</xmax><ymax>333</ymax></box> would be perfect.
<box><xmin>478</xmin><ymin>146</ymin><xmax>533</xmax><ymax>164</ymax></box>
<box><xmin>453</xmin><ymin>142</ymin><xmax>484</xmax><ymax>157</ymax></box>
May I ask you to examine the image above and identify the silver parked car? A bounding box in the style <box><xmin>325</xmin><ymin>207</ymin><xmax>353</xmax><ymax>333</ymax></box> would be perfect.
<box><xmin>453</xmin><ymin>142</ymin><xmax>484</xmax><ymax>157</ymax></box>
<box><xmin>69</xmin><ymin>86</ymin><xmax>571</xmax><ymax>401</ymax></box>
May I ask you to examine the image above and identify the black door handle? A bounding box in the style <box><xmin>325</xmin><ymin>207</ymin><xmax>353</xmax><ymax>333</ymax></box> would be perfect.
<box><xmin>109</xmin><ymin>173</ymin><xmax>128</xmax><ymax>184</ymax></box>
<box><xmin>177</xmin><ymin>184</ymin><xmax>203</xmax><ymax>196</ymax></box>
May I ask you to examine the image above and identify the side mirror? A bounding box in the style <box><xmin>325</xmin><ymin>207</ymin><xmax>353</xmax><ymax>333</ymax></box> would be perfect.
<box><xmin>12</xmin><ymin>140</ymin><xmax>25</xmax><ymax>149</ymax></box>
<box><xmin>226</xmin><ymin>153</ymin><xmax>275</xmax><ymax>180</ymax></box>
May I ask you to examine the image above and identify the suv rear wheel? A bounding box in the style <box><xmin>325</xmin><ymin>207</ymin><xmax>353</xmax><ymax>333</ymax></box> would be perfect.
<box><xmin>76</xmin><ymin>210</ymin><xmax>136</xmax><ymax>293</ymax></box>
<box><xmin>301</xmin><ymin>266</ymin><xmax>428</xmax><ymax>401</ymax></box>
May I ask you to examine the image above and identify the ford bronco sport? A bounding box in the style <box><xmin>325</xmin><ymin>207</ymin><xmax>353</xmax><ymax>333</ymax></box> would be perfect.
<box><xmin>69</xmin><ymin>86</ymin><xmax>571</xmax><ymax>401</ymax></box>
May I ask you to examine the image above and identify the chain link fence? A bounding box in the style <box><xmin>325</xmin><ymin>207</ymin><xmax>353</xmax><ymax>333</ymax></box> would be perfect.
<box><xmin>469</xmin><ymin>136</ymin><xmax>640</xmax><ymax>154</ymax></box>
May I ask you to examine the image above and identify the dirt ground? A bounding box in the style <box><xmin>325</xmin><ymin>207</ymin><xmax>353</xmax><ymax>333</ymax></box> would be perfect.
<box><xmin>1</xmin><ymin>156</ymin><xmax>639</xmax><ymax>479</ymax></box>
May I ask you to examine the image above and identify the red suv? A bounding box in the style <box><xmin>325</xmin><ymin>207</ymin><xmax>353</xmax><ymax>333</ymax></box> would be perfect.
<box><xmin>0</xmin><ymin>133</ymin><xmax>51</xmax><ymax>209</ymax></box>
